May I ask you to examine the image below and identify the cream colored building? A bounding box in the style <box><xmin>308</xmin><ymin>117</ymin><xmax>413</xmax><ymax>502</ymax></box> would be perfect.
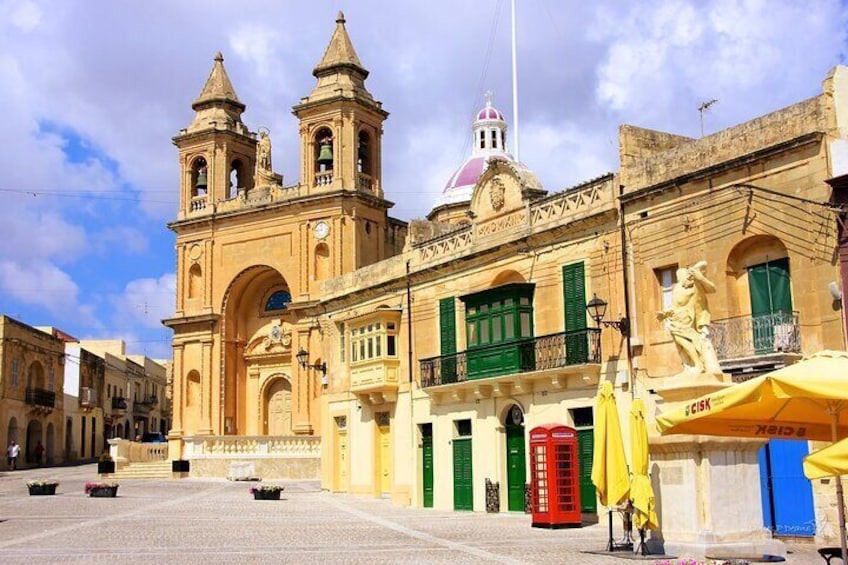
<box><xmin>0</xmin><ymin>316</ymin><xmax>65</xmax><ymax>466</ymax></box>
<box><xmin>164</xmin><ymin>12</ymin><xmax>848</xmax><ymax>559</ymax></box>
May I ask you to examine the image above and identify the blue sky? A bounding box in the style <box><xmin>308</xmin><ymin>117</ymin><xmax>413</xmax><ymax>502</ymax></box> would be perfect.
<box><xmin>0</xmin><ymin>0</ymin><xmax>846</xmax><ymax>359</ymax></box>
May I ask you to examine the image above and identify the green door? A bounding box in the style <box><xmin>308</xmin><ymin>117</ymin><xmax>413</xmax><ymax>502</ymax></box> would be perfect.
<box><xmin>563</xmin><ymin>262</ymin><xmax>588</xmax><ymax>364</ymax></box>
<box><xmin>748</xmin><ymin>258</ymin><xmax>792</xmax><ymax>354</ymax></box>
<box><xmin>506</xmin><ymin>424</ymin><xmax>527</xmax><ymax>511</ymax></box>
<box><xmin>577</xmin><ymin>428</ymin><xmax>596</xmax><ymax>513</ymax></box>
<box><xmin>422</xmin><ymin>425</ymin><xmax>434</xmax><ymax>508</ymax></box>
<box><xmin>453</xmin><ymin>438</ymin><xmax>473</xmax><ymax>511</ymax></box>
<box><xmin>440</xmin><ymin>298</ymin><xmax>457</xmax><ymax>383</ymax></box>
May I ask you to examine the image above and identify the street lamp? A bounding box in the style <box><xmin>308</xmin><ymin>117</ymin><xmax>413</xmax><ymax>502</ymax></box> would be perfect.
<box><xmin>586</xmin><ymin>294</ymin><xmax>630</xmax><ymax>337</ymax></box>
<box><xmin>296</xmin><ymin>348</ymin><xmax>328</xmax><ymax>387</ymax></box>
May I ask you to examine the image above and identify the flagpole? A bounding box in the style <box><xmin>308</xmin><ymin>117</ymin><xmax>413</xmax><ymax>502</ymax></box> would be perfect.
<box><xmin>511</xmin><ymin>0</ymin><xmax>520</xmax><ymax>162</ymax></box>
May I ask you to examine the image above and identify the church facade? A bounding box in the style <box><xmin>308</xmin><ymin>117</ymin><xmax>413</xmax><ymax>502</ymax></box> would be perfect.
<box><xmin>166</xmin><ymin>13</ymin><xmax>848</xmax><ymax>556</ymax></box>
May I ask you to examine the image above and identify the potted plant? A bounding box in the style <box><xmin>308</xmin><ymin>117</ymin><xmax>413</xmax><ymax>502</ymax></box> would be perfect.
<box><xmin>249</xmin><ymin>484</ymin><xmax>284</xmax><ymax>500</ymax></box>
<box><xmin>85</xmin><ymin>481</ymin><xmax>119</xmax><ymax>497</ymax></box>
<box><xmin>27</xmin><ymin>480</ymin><xmax>58</xmax><ymax>496</ymax></box>
<box><xmin>97</xmin><ymin>451</ymin><xmax>115</xmax><ymax>474</ymax></box>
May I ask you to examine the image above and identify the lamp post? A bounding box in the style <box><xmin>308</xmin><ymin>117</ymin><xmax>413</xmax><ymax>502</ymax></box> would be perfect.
<box><xmin>296</xmin><ymin>348</ymin><xmax>328</xmax><ymax>387</ymax></box>
<box><xmin>586</xmin><ymin>294</ymin><xmax>630</xmax><ymax>337</ymax></box>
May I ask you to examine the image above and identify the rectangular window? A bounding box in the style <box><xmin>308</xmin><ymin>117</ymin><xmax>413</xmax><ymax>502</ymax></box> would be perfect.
<box><xmin>367</xmin><ymin>337</ymin><xmax>373</xmax><ymax>359</ymax></box>
<box><xmin>339</xmin><ymin>323</ymin><xmax>346</xmax><ymax>363</ymax></box>
<box><xmin>360</xmin><ymin>340</ymin><xmax>366</xmax><ymax>360</ymax></box>
<box><xmin>387</xmin><ymin>335</ymin><xmax>396</xmax><ymax>356</ymax></box>
<box><xmin>375</xmin><ymin>335</ymin><xmax>382</xmax><ymax>357</ymax></box>
<box><xmin>11</xmin><ymin>359</ymin><xmax>18</xmax><ymax>389</ymax></box>
<box><xmin>480</xmin><ymin>320</ymin><xmax>490</xmax><ymax>344</ymax></box>
<box><xmin>505</xmin><ymin>313</ymin><xmax>515</xmax><ymax>339</ymax></box>
<box><xmin>456</xmin><ymin>419</ymin><xmax>472</xmax><ymax>437</ymax></box>
<box><xmin>107</xmin><ymin>384</ymin><xmax>111</xmax><ymax>398</ymax></box>
<box><xmin>467</xmin><ymin>321</ymin><xmax>477</xmax><ymax>346</ymax></box>
<box><xmin>493</xmin><ymin>318</ymin><xmax>502</xmax><ymax>342</ymax></box>
<box><xmin>657</xmin><ymin>266</ymin><xmax>678</xmax><ymax>310</ymax></box>
<box><xmin>520</xmin><ymin>312</ymin><xmax>532</xmax><ymax>337</ymax></box>
<box><xmin>352</xmin><ymin>341</ymin><xmax>358</xmax><ymax>362</ymax></box>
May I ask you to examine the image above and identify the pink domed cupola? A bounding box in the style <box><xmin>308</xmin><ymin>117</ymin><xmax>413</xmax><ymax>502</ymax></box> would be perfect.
<box><xmin>440</xmin><ymin>92</ymin><xmax>513</xmax><ymax>206</ymax></box>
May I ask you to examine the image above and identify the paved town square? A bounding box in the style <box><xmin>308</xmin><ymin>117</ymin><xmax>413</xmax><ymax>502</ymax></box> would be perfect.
<box><xmin>0</xmin><ymin>465</ymin><xmax>825</xmax><ymax>564</ymax></box>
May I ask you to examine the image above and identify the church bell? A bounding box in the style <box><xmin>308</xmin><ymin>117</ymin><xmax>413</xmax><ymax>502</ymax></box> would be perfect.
<box><xmin>195</xmin><ymin>168</ymin><xmax>208</xmax><ymax>189</ymax></box>
<box><xmin>317</xmin><ymin>141</ymin><xmax>333</xmax><ymax>165</ymax></box>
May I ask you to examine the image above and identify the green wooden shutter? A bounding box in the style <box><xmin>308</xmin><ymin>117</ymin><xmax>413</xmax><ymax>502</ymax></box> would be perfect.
<box><xmin>506</xmin><ymin>425</ymin><xmax>527</xmax><ymax>512</ymax></box>
<box><xmin>749</xmin><ymin>258</ymin><xmax>792</xmax><ymax>354</ymax></box>
<box><xmin>440</xmin><ymin>298</ymin><xmax>457</xmax><ymax>383</ymax></box>
<box><xmin>563</xmin><ymin>262</ymin><xmax>588</xmax><ymax>364</ymax></box>
<box><xmin>422</xmin><ymin>425</ymin><xmax>434</xmax><ymax>508</ymax></box>
<box><xmin>577</xmin><ymin>428</ymin><xmax>596</xmax><ymax>513</ymax></box>
<box><xmin>453</xmin><ymin>438</ymin><xmax>473</xmax><ymax>511</ymax></box>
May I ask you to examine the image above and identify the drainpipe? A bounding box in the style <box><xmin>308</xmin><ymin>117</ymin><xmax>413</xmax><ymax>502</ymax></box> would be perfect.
<box><xmin>619</xmin><ymin>185</ymin><xmax>635</xmax><ymax>398</ymax></box>
<box><xmin>407</xmin><ymin>259</ymin><xmax>416</xmax><ymax>505</ymax></box>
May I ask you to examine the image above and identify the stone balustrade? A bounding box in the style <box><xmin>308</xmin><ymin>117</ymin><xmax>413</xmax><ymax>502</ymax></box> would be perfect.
<box><xmin>108</xmin><ymin>438</ymin><xmax>168</xmax><ymax>465</ymax></box>
<box><xmin>182</xmin><ymin>435</ymin><xmax>321</xmax><ymax>459</ymax></box>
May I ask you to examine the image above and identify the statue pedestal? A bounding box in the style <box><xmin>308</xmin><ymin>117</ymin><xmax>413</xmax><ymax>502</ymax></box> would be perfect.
<box><xmin>649</xmin><ymin>376</ymin><xmax>784</xmax><ymax>560</ymax></box>
<box><xmin>649</xmin><ymin>435</ymin><xmax>784</xmax><ymax>559</ymax></box>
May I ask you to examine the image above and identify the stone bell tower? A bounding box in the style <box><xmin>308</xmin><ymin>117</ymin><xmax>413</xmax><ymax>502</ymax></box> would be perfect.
<box><xmin>293</xmin><ymin>11</ymin><xmax>388</xmax><ymax>198</ymax></box>
<box><xmin>173</xmin><ymin>52</ymin><xmax>257</xmax><ymax>221</ymax></box>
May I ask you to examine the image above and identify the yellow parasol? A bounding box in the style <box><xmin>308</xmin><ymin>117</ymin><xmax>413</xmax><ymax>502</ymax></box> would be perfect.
<box><xmin>592</xmin><ymin>380</ymin><xmax>630</xmax><ymax>507</ymax></box>
<box><xmin>804</xmin><ymin>436</ymin><xmax>848</xmax><ymax>480</ymax></box>
<box><xmin>656</xmin><ymin>350</ymin><xmax>848</xmax><ymax>564</ymax></box>
<box><xmin>630</xmin><ymin>398</ymin><xmax>658</xmax><ymax>532</ymax></box>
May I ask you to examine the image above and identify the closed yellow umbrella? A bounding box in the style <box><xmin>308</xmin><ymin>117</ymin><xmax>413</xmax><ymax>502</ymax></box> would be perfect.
<box><xmin>630</xmin><ymin>398</ymin><xmax>658</xmax><ymax>532</ymax></box>
<box><xmin>805</xmin><ymin>437</ymin><xmax>848</xmax><ymax>480</ymax></box>
<box><xmin>656</xmin><ymin>350</ymin><xmax>848</xmax><ymax>563</ymax></box>
<box><xmin>592</xmin><ymin>380</ymin><xmax>630</xmax><ymax>507</ymax></box>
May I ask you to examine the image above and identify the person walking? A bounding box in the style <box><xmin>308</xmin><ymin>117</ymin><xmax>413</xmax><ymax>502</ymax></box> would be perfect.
<box><xmin>34</xmin><ymin>440</ymin><xmax>44</xmax><ymax>466</ymax></box>
<box><xmin>7</xmin><ymin>440</ymin><xmax>20</xmax><ymax>471</ymax></box>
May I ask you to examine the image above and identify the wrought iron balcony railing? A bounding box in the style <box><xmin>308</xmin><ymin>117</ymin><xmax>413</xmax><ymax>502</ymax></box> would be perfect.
<box><xmin>710</xmin><ymin>310</ymin><xmax>801</xmax><ymax>360</ymax></box>
<box><xmin>25</xmin><ymin>387</ymin><xmax>56</xmax><ymax>409</ymax></box>
<box><xmin>420</xmin><ymin>328</ymin><xmax>601</xmax><ymax>388</ymax></box>
<box><xmin>111</xmin><ymin>396</ymin><xmax>128</xmax><ymax>411</ymax></box>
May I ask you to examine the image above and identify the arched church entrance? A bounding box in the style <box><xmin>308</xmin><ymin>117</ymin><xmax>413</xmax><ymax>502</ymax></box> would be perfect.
<box><xmin>222</xmin><ymin>265</ymin><xmax>297</xmax><ymax>436</ymax></box>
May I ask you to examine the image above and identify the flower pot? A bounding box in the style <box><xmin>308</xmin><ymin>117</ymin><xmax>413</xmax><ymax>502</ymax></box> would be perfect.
<box><xmin>89</xmin><ymin>486</ymin><xmax>118</xmax><ymax>497</ymax></box>
<box><xmin>97</xmin><ymin>461</ymin><xmax>115</xmax><ymax>474</ymax></box>
<box><xmin>28</xmin><ymin>484</ymin><xmax>57</xmax><ymax>496</ymax></box>
<box><xmin>252</xmin><ymin>490</ymin><xmax>281</xmax><ymax>500</ymax></box>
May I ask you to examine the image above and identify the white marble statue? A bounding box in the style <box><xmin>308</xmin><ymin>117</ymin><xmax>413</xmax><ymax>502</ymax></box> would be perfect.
<box><xmin>657</xmin><ymin>260</ymin><xmax>722</xmax><ymax>375</ymax></box>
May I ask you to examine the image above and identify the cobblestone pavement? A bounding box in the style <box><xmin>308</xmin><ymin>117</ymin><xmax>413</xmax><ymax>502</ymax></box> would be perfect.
<box><xmin>0</xmin><ymin>464</ymin><xmax>826</xmax><ymax>564</ymax></box>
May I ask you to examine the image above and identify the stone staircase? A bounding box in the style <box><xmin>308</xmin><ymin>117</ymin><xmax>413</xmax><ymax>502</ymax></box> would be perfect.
<box><xmin>107</xmin><ymin>460</ymin><xmax>172</xmax><ymax>480</ymax></box>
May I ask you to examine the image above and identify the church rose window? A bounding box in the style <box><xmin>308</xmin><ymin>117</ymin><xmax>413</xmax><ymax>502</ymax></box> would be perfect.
<box><xmin>265</xmin><ymin>290</ymin><xmax>292</xmax><ymax>311</ymax></box>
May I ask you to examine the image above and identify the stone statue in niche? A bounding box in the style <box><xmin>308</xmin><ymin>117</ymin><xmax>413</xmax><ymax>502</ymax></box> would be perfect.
<box><xmin>657</xmin><ymin>260</ymin><xmax>722</xmax><ymax>376</ymax></box>
<box><xmin>254</xmin><ymin>128</ymin><xmax>277</xmax><ymax>188</ymax></box>
<box><xmin>257</xmin><ymin>130</ymin><xmax>272</xmax><ymax>172</ymax></box>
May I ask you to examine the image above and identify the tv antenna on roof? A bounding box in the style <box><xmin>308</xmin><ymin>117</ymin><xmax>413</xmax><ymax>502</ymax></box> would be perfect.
<box><xmin>698</xmin><ymin>99</ymin><xmax>718</xmax><ymax>137</ymax></box>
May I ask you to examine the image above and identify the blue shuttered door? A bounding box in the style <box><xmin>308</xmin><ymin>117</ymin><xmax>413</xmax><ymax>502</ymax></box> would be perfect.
<box><xmin>758</xmin><ymin>439</ymin><xmax>815</xmax><ymax>536</ymax></box>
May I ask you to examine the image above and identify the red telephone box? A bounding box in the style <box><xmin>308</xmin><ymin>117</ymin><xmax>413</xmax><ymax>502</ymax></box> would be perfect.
<box><xmin>529</xmin><ymin>424</ymin><xmax>582</xmax><ymax>528</ymax></box>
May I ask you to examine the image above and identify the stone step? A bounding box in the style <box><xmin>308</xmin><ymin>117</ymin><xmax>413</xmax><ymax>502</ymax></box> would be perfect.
<box><xmin>109</xmin><ymin>461</ymin><xmax>172</xmax><ymax>480</ymax></box>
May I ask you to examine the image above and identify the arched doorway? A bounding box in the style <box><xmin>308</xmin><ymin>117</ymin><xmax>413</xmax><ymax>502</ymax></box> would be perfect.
<box><xmin>264</xmin><ymin>376</ymin><xmax>292</xmax><ymax>435</ymax></box>
<box><xmin>7</xmin><ymin>417</ymin><xmax>19</xmax><ymax>446</ymax></box>
<box><xmin>26</xmin><ymin>419</ymin><xmax>43</xmax><ymax>465</ymax></box>
<box><xmin>221</xmin><ymin>265</ymin><xmax>295</xmax><ymax>436</ymax></box>
<box><xmin>503</xmin><ymin>403</ymin><xmax>526</xmax><ymax>512</ymax></box>
<box><xmin>46</xmin><ymin>423</ymin><xmax>55</xmax><ymax>464</ymax></box>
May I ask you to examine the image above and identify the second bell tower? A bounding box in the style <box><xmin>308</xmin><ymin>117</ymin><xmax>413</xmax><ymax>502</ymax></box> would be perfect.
<box><xmin>293</xmin><ymin>12</ymin><xmax>387</xmax><ymax>197</ymax></box>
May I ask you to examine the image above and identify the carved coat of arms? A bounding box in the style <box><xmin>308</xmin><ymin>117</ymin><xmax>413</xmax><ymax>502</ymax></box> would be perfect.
<box><xmin>489</xmin><ymin>178</ymin><xmax>505</xmax><ymax>211</ymax></box>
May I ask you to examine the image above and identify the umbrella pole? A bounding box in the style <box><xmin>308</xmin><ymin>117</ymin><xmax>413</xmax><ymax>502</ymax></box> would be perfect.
<box><xmin>829</xmin><ymin>410</ymin><xmax>848</xmax><ymax>564</ymax></box>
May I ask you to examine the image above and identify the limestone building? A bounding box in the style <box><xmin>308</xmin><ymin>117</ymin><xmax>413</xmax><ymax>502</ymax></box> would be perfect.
<box><xmin>165</xmin><ymin>12</ymin><xmax>848</xmax><ymax>558</ymax></box>
<box><xmin>165</xmin><ymin>13</ymin><xmax>405</xmax><ymax>475</ymax></box>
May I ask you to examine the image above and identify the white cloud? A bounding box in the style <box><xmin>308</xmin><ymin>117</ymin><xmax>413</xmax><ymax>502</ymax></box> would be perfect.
<box><xmin>10</xmin><ymin>0</ymin><xmax>42</xmax><ymax>32</ymax></box>
<box><xmin>110</xmin><ymin>273</ymin><xmax>176</xmax><ymax>331</ymax></box>
<box><xmin>0</xmin><ymin>260</ymin><xmax>78</xmax><ymax>313</ymax></box>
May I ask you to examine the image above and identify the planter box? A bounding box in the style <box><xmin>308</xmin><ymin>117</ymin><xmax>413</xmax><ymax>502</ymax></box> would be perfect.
<box><xmin>97</xmin><ymin>461</ymin><xmax>116</xmax><ymax>474</ymax></box>
<box><xmin>89</xmin><ymin>486</ymin><xmax>118</xmax><ymax>498</ymax></box>
<box><xmin>252</xmin><ymin>490</ymin><xmax>281</xmax><ymax>500</ymax></box>
<box><xmin>172</xmin><ymin>459</ymin><xmax>190</xmax><ymax>473</ymax></box>
<box><xmin>28</xmin><ymin>484</ymin><xmax>57</xmax><ymax>496</ymax></box>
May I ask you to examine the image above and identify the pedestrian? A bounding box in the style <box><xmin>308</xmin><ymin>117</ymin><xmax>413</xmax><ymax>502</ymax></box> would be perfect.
<box><xmin>7</xmin><ymin>440</ymin><xmax>20</xmax><ymax>471</ymax></box>
<box><xmin>34</xmin><ymin>440</ymin><xmax>44</xmax><ymax>466</ymax></box>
